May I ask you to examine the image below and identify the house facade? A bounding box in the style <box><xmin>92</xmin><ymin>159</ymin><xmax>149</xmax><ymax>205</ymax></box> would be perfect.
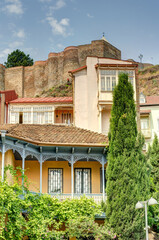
<box><xmin>0</xmin><ymin>124</ymin><xmax>107</xmax><ymax>203</ymax></box>
<box><xmin>69</xmin><ymin>56</ymin><xmax>139</xmax><ymax>135</ymax></box>
<box><xmin>8</xmin><ymin>97</ymin><xmax>73</xmax><ymax>125</ymax></box>
<box><xmin>140</xmin><ymin>94</ymin><xmax>159</xmax><ymax>150</ymax></box>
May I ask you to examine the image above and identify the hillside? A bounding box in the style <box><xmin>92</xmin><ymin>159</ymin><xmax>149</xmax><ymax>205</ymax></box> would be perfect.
<box><xmin>38</xmin><ymin>81</ymin><xmax>73</xmax><ymax>97</ymax></box>
<box><xmin>139</xmin><ymin>65</ymin><xmax>159</xmax><ymax>96</ymax></box>
<box><xmin>38</xmin><ymin>65</ymin><xmax>159</xmax><ymax>98</ymax></box>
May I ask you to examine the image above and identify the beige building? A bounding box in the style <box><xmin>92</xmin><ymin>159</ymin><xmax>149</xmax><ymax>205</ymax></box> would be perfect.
<box><xmin>70</xmin><ymin>56</ymin><xmax>139</xmax><ymax>135</ymax></box>
<box><xmin>140</xmin><ymin>94</ymin><xmax>159</xmax><ymax>150</ymax></box>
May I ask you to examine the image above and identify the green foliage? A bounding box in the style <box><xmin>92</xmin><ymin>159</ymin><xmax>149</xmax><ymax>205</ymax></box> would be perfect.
<box><xmin>106</xmin><ymin>73</ymin><xmax>150</xmax><ymax>239</ymax></box>
<box><xmin>4</xmin><ymin>49</ymin><xmax>33</xmax><ymax>68</ymax></box>
<box><xmin>147</xmin><ymin>135</ymin><xmax>159</xmax><ymax>233</ymax></box>
<box><xmin>0</xmin><ymin>166</ymin><xmax>116</xmax><ymax>240</ymax></box>
<box><xmin>66</xmin><ymin>216</ymin><xmax>117</xmax><ymax>239</ymax></box>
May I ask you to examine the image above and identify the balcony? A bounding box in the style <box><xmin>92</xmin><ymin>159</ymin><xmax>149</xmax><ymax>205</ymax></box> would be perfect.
<box><xmin>49</xmin><ymin>193</ymin><xmax>105</xmax><ymax>204</ymax></box>
<box><xmin>141</xmin><ymin>129</ymin><xmax>151</xmax><ymax>139</ymax></box>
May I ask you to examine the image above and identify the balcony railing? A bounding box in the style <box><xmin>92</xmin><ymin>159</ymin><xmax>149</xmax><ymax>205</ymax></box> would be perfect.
<box><xmin>141</xmin><ymin>129</ymin><xmax>151</xmax><ymax>139</ymax></box>
<box><xmin>50</xmin><ymin>193</ymin><xmax>104</xmax><ymax>203</ymax></box>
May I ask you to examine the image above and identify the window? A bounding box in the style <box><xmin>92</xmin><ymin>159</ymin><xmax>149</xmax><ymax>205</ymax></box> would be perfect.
<box><xmin>100</xmin><ymin>69</ymin><xmax>135</xmax><ymax>92</ymax></box>
<box><xmin>100</xmin><ymin>168</ymin><xmax>106</xmax><ymax>193</ymax></box>
<box><xmin>100</xmin><ymin>70</ymin><xmax>116</xmax><ymax>91</ymax></box>
<box><xmin>61</xmin><ymin>113</ymin><xmax>72</xmax><ymax>124</ymax></box>
<box><xmin>141</xmin><ymin>118</ymin><xmax>149</xmax><ymax>130</ymax></box>
<box><xmin>118</xmin><ymin>70</ymin><xmax>134</xmax><ymax>86</ymax></box>
<box><xmin>140</xmin><ymin>93</ymin><xmax>146</xmax><ymax>103</ymax></box>
<box><xmin>48</xmin><ymin>169</ymin><xmax>63</xmax><ymax>194</ymax></box>
<box><xmin>10</xmin><ymin>112</ymin><xmax>19</xmax><ymax>124</ymax></box>
<box><xmin>74</xmin><ymin>168</ymin><xmax>91</xmax><ymax>194</ymax></box>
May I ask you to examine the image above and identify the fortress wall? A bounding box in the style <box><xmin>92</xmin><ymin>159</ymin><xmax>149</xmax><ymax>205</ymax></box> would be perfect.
<box><xmin>23</xmin><ymin>66</ymin><xmax>34</xmax><ymax>97</ymax></box>
<box><xmin>47</xmin><ymin>54</ymin><xmax>58</xmax><ymax>89</ymax></box>
<box><xmin>2</xmin><ymin>40</ymin><xmax>121</xmax><ymax>97</ymax></box>
<box><xmin>33</xmin><ymin>61</ymin><xmax>48</xmax><ymax>97</ymax></box>
<box><xmin>63</xmin><ymin>47</ymin><xmax>79</xmax><ymax>82</ymax></box>
<box><xmin>5</xmin><ymin>66</ymin><xmax>24</xmax><ymax>97</ymax></box>
<box><xmin>0</xmin><ymin>64</ymin><xmax>5</xmax><ymax>90</ymax></box>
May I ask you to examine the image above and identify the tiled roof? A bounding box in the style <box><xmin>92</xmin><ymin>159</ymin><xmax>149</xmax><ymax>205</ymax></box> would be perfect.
<box><xmin>140</xmin><ymin>96</ymin><xmax>159</xmax><ymax>106</ymax></box>
<box><xmin>9</xmin><ymin>97</ymin><xmax>73</xmax><ymax>104</ymax></box>
<box><xmin>0</xmin><ymin>124</ymin><xmax>108</xmax><ymax>147</ymax></box>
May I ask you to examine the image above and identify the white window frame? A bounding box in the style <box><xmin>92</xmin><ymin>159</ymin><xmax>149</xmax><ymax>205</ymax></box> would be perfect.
<box><xmin>100</xmin><ymin>69</ymin><xmax>135</xmax><ymax>92</ymax></box>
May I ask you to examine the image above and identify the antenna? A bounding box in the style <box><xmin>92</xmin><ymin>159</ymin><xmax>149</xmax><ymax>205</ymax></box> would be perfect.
<box><xmin>138</xmin><ymin>54</ymin><xmax>143</xmax><ymax>63</ymax></box>
<box><xmin>102</xmin><ymin>32</ymin><xmax>105</xmax><ymax>37</ymax></box>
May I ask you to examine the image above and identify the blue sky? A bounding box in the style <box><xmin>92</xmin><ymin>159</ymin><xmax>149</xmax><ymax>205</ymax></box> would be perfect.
<box><xmin>0</xmin><ymin>0</ymin><xmax>159</xmax><ymax>65</ymax></box>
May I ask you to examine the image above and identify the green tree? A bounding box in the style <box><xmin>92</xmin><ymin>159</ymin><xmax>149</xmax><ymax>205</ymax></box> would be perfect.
<box><xmin>4</xmin><ymin>49</ymin><xmax>33</xmax><ymax>68</ymax></box>
<box><xmin>147</xmin><ymin>135</ymin><xmax>159</xmax><ymax>233</ymax></box>
<box><xmin>106</xmin><ymin>73</ymin><xmax>150</xmax><ymax>239</ymax></box>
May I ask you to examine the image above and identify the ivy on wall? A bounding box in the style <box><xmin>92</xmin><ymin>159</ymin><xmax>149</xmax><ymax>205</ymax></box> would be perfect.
<box><xmin>0</xmin><ymin>166</ymin><xmax>117</xmax><ymax>240</ymax></box>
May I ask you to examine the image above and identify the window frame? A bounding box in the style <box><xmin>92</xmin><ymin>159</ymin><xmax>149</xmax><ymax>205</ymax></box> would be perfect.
<box><xmin>48</xmin><ymin>168</ymin><xmax>63</xmax><ymax>194</ymax></box>
<box><xmin>74</xmin><ymin>168</ymin><xmax>92</xmax><ymax>194</ymax></box>
<box><xmin>100</xmin><ymin>69</ymin><xmax>135</xmax><ymax>92</ymax></box>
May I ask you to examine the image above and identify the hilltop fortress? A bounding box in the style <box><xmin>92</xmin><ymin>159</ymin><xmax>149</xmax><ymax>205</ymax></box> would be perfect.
<box><xmin>0</xmin><ymin>39</ymin><xmax>121</xmax><ymax>97</ymax></box>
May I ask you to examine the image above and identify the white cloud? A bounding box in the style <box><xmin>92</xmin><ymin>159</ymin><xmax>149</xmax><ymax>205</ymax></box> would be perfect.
<box><xmin>48</xmin><ymin>0</ymin><xmax>65</xmax><ymax>14</ymax></box>
<box><xmin>9</xmin><ymin>41</ymin><xmax>23</xmax><ymax>48</ymax></box>
<box><xmin>3</xmin><ymin>0</ymin><xmax>23</xmax><ymax>15</ymax></box>
<box><xmin>60</xmin><ymin>18</ymin><xmax>69</xmax><ymax>26</ymax></box>
<box><xmin>53</xmin><ymin>0</ymin><xmax>65</xmax><ymax>10</ymax></box>
<box><xmin>87</xmin><ymin>13</ymin><xmax>94</xmax><ymax>18</ymax></box>
<box><xmin>57</xmin><ymin>43</ymin><xmax>64</xmax><ymax>49</ymax></box>
<box><xmin>0</xmin><ymin>48</ymin><xmax>12</xmax><ymax>59</ymax></box>
<box><xmin>46</xmin><ymin>16</ymin><xmax>70</xmax><ymax>36</ymax></box>
<box><xmin>13</xmin><ymin>29</ymin><xmax>25</xmax><ymax>38</ymax></box>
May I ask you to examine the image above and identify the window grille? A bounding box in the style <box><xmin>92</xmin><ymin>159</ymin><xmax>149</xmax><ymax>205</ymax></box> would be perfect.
<box><xmin>74</xmin><ymin>168</ymin><xmax>91</xmax><ymax>194</ymax></box>
<box><xmin>48</xmin><ymin>169</ymin><xmax>63</xmax><ymax>194</ymax></box>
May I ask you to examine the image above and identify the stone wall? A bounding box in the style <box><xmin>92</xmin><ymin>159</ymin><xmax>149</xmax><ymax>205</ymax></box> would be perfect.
<box><xmin>0</xmin><ymin>39</ymin><xmax>121</xmax><ymax>98</ymax></box>
<box><xmin>0</xmin><ymin>64</ymin><xmax>5</xmax><ymax>90</ymax></box>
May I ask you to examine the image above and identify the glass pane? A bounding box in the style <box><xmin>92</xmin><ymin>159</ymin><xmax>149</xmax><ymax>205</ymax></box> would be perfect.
<box><xmin>141</xmin><ymin>118</ymin><xmax>149</xmax><ymax>129</ymax></box>
<box><xmin>83</xmin><ymin>169</ymin><xmax>91</xmax><ymax>194</ymax></box>
<box><xmin>101</xmin><ymin>77</ymin><xmax>105</xmax><ymax>91</ymax></box>
<box><xmin>106</xmin><ymin>77</ymin><xmax>111</xmax><ymax>91</ymax></box>
<box><xmin>112</xmin><ymin>77</ymin><xmax>116</xmax><ymax>90</ymax></box>
<box><xmin>75</xmin><ymin>169</ymin><xmax>82</xmax><ymax>193</ymax></box>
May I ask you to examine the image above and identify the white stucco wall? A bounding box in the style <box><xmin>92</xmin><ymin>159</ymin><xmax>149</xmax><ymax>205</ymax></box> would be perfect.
<box><xmin>141</xmin><ymin>105</ymin><xmax>159</xmax><ymax>146</ymax></box>
<box><xmin>102</xmin><ymin>110</ymin><xmax>111</xmax><ymax>135</ymax></box>
<box><xmin>74</xmin><ymin>56</ymin><xmax>137</xmax><ymax>135</ymax></box>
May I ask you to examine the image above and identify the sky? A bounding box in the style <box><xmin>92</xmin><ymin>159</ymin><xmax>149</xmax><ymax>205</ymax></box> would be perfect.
<box><xmin>0</xmin><ymin>0</ymin><xmax>159</xmax><ymax>65</ymax></box>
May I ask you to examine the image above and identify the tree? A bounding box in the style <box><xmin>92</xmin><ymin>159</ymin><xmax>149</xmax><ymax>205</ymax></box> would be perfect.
<box><xmin>4</xmin><ymin>49</ymin><xmax>33</xmax><ymax>68</ymax></box>
<box><xmin>147</xmin><ymin>135</ymin><xmax>159</xmax><ymax>233</ymax></box>
<box><xmin>106</xmin><ymin>73</ymin><xmax>150</xmax><ymax>239</ymax></box>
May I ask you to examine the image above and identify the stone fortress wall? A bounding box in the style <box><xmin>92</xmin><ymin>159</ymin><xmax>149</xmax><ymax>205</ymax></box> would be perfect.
<box><xmin>0</xmin><ymin>40</ymin><xmax>121</xmax><ymax>98</ymax></box>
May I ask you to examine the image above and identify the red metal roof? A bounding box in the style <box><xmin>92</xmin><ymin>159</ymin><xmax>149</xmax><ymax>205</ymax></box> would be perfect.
<box><xmin>0</xmin><ymin>90</ymin><xmax>18</xmax><ymax>103</ymax></box>
<box><xmin>9</xmin><ymin>97</ymin><xmax>73</xmax><ymax>104</ymax></box>
<box><xmin>140</xmin><ymin>96</ymin><xmax>159</xmax><ymax>106</ymax></box>
<box><xmin>69</xmin><ymin>65</ymin><xmax>87</xmax><ymax>74</ymax></box>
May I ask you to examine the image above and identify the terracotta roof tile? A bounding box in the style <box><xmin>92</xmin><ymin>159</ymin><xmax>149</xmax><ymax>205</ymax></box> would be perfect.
<box><xmin>9</xmin><ymin>97</ymin><xmax>73</xmax><ymax>104</ymax></box>
<box><xmin>0</xmin><ymin>124</ymin><xmax>108</xmax><ymax>147</ymax></box>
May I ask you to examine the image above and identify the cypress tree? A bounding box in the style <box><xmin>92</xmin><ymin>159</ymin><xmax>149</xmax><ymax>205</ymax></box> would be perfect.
<box><xmin>106</xmin><ymin>73</ymin><xmax>149</xmax><ymax>239</ymax></box>
<box><xmin>147</xmin><ymin>135</ymin><xmax>159</xmax><ymax>232</ymax></box>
